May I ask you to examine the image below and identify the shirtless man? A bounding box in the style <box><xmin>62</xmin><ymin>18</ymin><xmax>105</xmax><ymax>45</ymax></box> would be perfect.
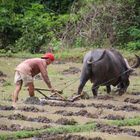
<box><xmin>12</xmin><ymin>53</ymin><xmax>56</xmax><ymax>108</ymax></box>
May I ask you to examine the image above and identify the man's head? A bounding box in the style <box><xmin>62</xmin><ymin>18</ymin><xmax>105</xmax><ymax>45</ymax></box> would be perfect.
<box><xmin>41</xmin><ymin>53</ymin><xmax>55</xmax><ymax>64</ymax></box>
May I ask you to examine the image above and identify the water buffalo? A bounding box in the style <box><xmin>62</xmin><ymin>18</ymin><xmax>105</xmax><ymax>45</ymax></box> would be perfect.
<box><xmin>77</xmin><ymin>48</ymin><xmax>140</xmax><ymax>97</ymax></box>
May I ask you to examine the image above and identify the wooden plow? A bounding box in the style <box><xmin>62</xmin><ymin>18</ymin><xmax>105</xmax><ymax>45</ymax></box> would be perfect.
<box><xmin>35</xmin><ymin>88</ymin><xmax>82</xmax><ymax>102</ymax></box>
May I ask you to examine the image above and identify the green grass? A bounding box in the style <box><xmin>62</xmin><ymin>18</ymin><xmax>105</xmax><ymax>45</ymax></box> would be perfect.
<box><xmin>108</xmin><ymin>116</ymin><xmax>140</xmax><ymax>127</ymax></box>
<box><xmin>0</xmin><ymin>123</ymin><xmax>96</xmax><ymax>140</ymax></box>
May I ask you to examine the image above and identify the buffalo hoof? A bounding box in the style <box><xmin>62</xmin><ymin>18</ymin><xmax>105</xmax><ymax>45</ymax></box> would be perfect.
<box><xmin>118</xmin><ymin>90</ymin><xmax>125</xmax><ymax>96</ymax></box>
<box><xmin>93</xmin><ymin>94</ymin><xmax>97</xmax><ymax>98</ymax></box>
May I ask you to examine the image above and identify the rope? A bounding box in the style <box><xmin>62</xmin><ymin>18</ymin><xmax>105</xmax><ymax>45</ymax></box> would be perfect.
<box><xmin>61</xmin><ymin>77</ymin><xmax>80</xmax><ymax>91</ymax></box>
<box><xmin>54</xmin><ymin>76</ymin><xmax>80</xmax><ymax>87</ymax></box>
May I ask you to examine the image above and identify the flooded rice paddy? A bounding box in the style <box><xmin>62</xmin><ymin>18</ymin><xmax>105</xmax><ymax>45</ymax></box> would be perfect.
<box><xmin>0</xmin><ymin>57</ymin><xmax>140</xmax><ymax>139</ymax></box>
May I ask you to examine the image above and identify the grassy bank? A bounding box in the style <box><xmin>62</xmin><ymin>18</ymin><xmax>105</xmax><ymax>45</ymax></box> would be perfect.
<box><xmin>0</xmin><ymin>48</ymin><xmax>140</xmax><ymax>62</ymax></box>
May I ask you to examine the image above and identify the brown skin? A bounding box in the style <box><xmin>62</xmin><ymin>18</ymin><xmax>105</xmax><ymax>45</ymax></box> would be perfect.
<box><xmin>12</xmin><ymin>58</ymin><xmax>55</xmax><ymax>108</ymax></box>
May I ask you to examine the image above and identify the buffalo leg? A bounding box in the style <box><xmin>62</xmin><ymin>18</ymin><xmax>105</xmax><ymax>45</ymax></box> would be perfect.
<box><xmin>106</xmin><ymin>85</ymin><xmax>111</xmax><ymax>94</ymax></box>
<box><xmin>77</xmin><ymin>77</ymin><xmax>89</xmax><ymax>95</ymax></box>
<box><xmin>118</xmin><ymin>78</ymin><xmax>130</xmax><ymax>95</ymax></box>
<box><xmin>92</xmin><ymin>84</ymin><xmax>99</xmax><ymax>97</ymax></box>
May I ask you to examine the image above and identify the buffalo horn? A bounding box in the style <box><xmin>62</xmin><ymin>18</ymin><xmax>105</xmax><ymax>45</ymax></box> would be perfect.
<box><xmin>87</xmin><ymin>60</ymin><xmax>93</xmax><ymax>64</ymax></box>
<box><xmin>131</xmin><ymin>55</ymin><xmax>140</xmax><ymax>68</ymax></box>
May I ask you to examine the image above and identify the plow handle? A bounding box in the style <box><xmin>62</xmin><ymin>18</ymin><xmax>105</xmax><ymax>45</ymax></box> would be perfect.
<box><xmin>35</xmin><ymin>88</ymin><xmax>63</xmax><ymax>94</ymax></box>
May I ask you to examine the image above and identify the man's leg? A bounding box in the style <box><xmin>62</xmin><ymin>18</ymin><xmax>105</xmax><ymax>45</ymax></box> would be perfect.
<box><xmin>27</xmin><ymin>82</ymin><xmax>35</xmax><ymax>97</ymax></box>
<box><xmin>12</xmin><ymin>81</ymin><xmax>22</xmax><ymax>107</ymax></box>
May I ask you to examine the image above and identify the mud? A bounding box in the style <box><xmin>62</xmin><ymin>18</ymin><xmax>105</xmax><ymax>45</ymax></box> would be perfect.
<box><xmin>55</xmin><ymin>110</ymin><xmax>74</xmax><ymax>116</ymax></box>
<box><xmin>8</xmin><ymin>113</ymin><xmax>27</xmax><ymax>120</ymax></box>
<box><xmin>74</xmin><ymin>109</ymin><xmax>99</xmax><ymax>118</ymax></box>
<box><xmin>114</xmin><ymin>105</ymin><xmax>140</xmax><ymax>112</ymax></box>
<box><xmin>96</xmin><ymin>123</ymin><xmax>140</xmax><ymax>137</ymax></box>
<box><xmin>33</xmin><ymin>134</ymin><xmax>105</xmax><ymax>140</ymax></box>
<box><xmin>124</xmin><ymin>98</ymin><xmax>140</xmax><ymax>104</ymax></box>
<box><xmin>43</xmin><ymin>101</ymin><xmax>86</xmax><ymax>108</ymax></box>
<box><xmin>55</xmin><ymin>109</ymin><xmax>98</xmax><ymax>118</ymax></box>
<box><xmin>0</xmin><ymin>124</ymin><xmax>36</xmax><ymax>131</ymax></box>
<box><xmin>8</xmin><ymin>113</ymin><xmax>52</xmax><ymax>123</ymax></box>
<box><xmin>102</xmin><ymin>114</ymin><xmax>125</xmax><ymax>120</ymax></box>
<box><xmin>61</xmin><ymin>66</ymin><xmax>81</xmax><ymax>75</ymax></box>
<box><xmin>96</xmin><ymin>95</ymin><xmax>113</xmax><ymax>100</ymax></box>
<box><xmin>88</xmin><ymin>103</ymin><xmax>115</xmax><ymax>109</ymax></box>
<box><xmin>20</xmin><ymin>106</ymin><xmax>44</xmax><ymax>112</ymax></box>
<box><xmin>27</xmin><ymin>116</ymin><xmax>52</xmax><ymax>123</ymax></box>
<box><xmin>132</xmin><ymin>92</ymin><xmax>140</xmax><ymax>96</ymax></box>
<box><xmin>24</xmin><ymin>96</ymin><xmax>41</xmax><ymax>105</ymax></box>
<box><xmin>88</xmin><ymin>103</ymin><xmax>140</xmax><ymax>112</ymax></box>
<box><xmin>0</xmin><ymin>105</ymin><xmax>14</xmax><ymax>110</ymax></box>
<box><xmin>56</xmin><ymin>118</ymin><xmax>77</xmax><ymax>125</ymax></box>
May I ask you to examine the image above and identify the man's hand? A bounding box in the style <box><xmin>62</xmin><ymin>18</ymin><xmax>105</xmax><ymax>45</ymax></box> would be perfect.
<box><xmin>49</xmin><ymin>87</ymin><xmax>56</xmax><ymax>93</ymax></box>
<box><xmin>49</xmin><ymin>87</ymin><xmax>63</xmax><ymax>94</ymax></box>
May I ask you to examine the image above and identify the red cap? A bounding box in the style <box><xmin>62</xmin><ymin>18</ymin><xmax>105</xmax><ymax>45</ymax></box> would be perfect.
<box><xmin>41</xmin><ymin>53</ymin><xmax>55</xmax><ymax>61</ymax></box>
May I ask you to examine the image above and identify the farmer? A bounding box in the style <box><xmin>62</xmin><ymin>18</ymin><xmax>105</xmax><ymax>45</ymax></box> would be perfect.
<box><xmin>12</xmin><ymin>53</ymin><xmax>56</xmax><ymax>108</ymax></box>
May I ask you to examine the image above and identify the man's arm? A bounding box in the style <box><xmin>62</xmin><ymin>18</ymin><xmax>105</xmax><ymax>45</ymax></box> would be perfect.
<box><xmin>38</xmin><ymin>63</ymin><xmax>52</xmax><ymax>89</ymax></box>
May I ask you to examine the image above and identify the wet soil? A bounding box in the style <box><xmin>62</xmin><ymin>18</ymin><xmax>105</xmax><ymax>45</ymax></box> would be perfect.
<box><xmin>7</xmin><ymin>113</ymin><xmax>78</xmax><ymax>125</ymax></box>
<box><xmin>27</xmin><ymin>116</ymin><xmax>52</xmax><ymax>123</ymax></box>
<box><xmin>20</xmin><ymin>106</ymin><xmax>44</xmax><ymax>112</ymax></box>
<box><xmin>88</xmin><ymin>103</ymin><xmax>115</xmax><ymax>109</ymax></box>
<box><xmin>96</xmin><ymin>123</ymin><xmax>140</xmax><ymax>137</ymax></box>
<box><xmin>61</xmin><ymin>67</ymin><xmax>81</xmax><ymax>75</ymax></box>
<box><xmin>131</xmin><ymin>92</ymin><xmax>140</xmax><ymax>96</ymax></box>
<box><xmin>55</xmin><ymin>109</ymin><xmax>99</xmax><ymax>118</ymax></box>
<box><xmin>74</xmin><ymin>109</ymin><xmax>99</xmax><ymax>118</ymax></box>
<box><xmin>54</xmin><ymin>110</ymin><xmax>74</xmax><ymax>116</ymax></box>
<box><xmin>8</xmin><ymin>113</ymin><xmax>52</xmax><ymax>123</ymax></box>
<box><xmin>43</xmin><ymin>100</ymin><xmax>86</xmax><ymax>108</ymax></box>
<box><xmin>24</xmin><ymin>97</ymin><xmax>41</xmax><ymax>105</ymax></box>
<box><xmin>8</xmin><ymin>113</ymin><xmax>27</xmax><ymax>120</ymax></box>
<box><xmin>56</xmin><ymin>118</ymin><xmax>77</xmax><ymax>125</ymax></box>
<box><xmin>0</xmin><ymin>124</ymin><xmax>36</xmax><ymax>131</ymax></box>
<box><xmin>0</xmin><ymin>105</ymin><xmax>14</xmax><ymax>110</ymax></box>
<box><xmin>1</xmin><ymin>58</ymin><xmax>140</xmax><ymax>139</ymax></box>
<box><xmin>124</xmin><ymin>98</ymin><xmax>140</xmax><ymax>104</ymax></box>
<box><xmin>96</xmin><ymin>95</ymin><xmax>114</xmax><ymax>100</ymax></box>
<box><xmin>33</xmin><ymin>134</ymin><xmax>105</xmax><ymax>140</ymax></box>
<box><xmin>88</xmin><ymin>103</ymin><xmax>140</xmax><ymax>112</ymax></box>
<box><xmin>114</xmin><ymin>105</ymin><xmax>140</xmax><ymax>112</ymax></box>
<box><xmin>102</xmin><ymin>114</ymin><xmax>125</xmax><ymax>120</ymax></box>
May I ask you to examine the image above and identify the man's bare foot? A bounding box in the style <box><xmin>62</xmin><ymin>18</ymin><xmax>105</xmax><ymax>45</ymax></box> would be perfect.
<box><xmin>12</xmin><ymin>102</ymin><xmax>18</xmax><ymax>109</ymax></box>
